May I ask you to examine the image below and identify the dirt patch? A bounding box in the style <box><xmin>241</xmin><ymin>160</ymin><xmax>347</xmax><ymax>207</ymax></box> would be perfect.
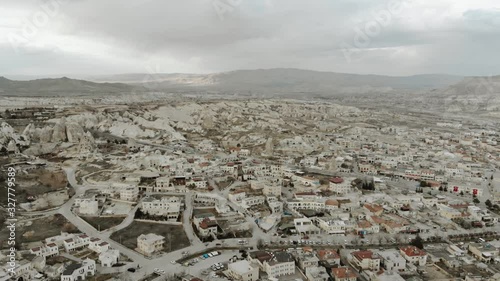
<box><xmin>80</xmin><ymin>216</ymin><xmax>126</xmax><ymax>231</ymax></box>
<box><xmin>110</xmin><ymin>221</ymin><xmax>190</xmax><ymax>253</ymax></box>
<box><xmin>38</xmin><ymin>170</ymin><xmax>68</xmax><ymax>189</ymax></box>
<box><xmin>5</xmin><ymin>167</ymin><xmax>71</xmax><ymax>205</ymax></box>
<box><xmin>424</xmin><ymin>264</ymin><xmax>454</xmax><ymax>280</ymax></box>
<box><xmin>216</xmin><ymin>179</ymin><xmax>234</xmax><ymax>189</ymax></box>
<box><xmin>0</xmin><ymin>214</ymin><xmax>79</xmax><ymax>249</ymax></box>
<box><xmin>192</xmin><ymin>208</ymin><xmax>217</xmax><ymax>217</ymax></box>
<box><xmin>46</xmin><ymin>255</ymin><xmax>72</xmax><ymax>266</ymax></box>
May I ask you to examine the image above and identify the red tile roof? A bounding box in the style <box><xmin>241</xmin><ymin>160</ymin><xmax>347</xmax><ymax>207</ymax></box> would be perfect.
<box><xmin>199</xmin><ymin>218</ymin><xmax>217</xmax><ymax>229</ymax></box>
<box><xmin>364</xmin><ymin>203</ymin><xmax>384</xmax><ymax>213</ymax></box>
<box><xmin>317</xmin><ymin>249</ymin><xmax>340</xmax><ymax>261</ymax></box>
<box><xmin>331</xmin><ymin>267</ymin><xmax>357</xmax><ymax>279</ymax></box>
<box><xmin>358</xmin><ymin>220</ymin><xmax>372</xmax><ymax>228</ymax></box>
<box><xmin>329</xmin><ymin>177</ymin><xmax>344</xmax><ymax>184</ymax></box>
<box><xmin>400</xmin><ymin>246</ymin><xmax>427</xmax><ymax>257</ymax></box>
<box><xmin>370</xmin><ymin>216</ymin><xmax>386</xmax><ymax>224</ymax></box>
<box><xmin>352</xmin><ymin>250</ymin><xmax>377</xmax><ymax>261</ymax></box>
<box><xmin>325</xmin><ymin>199</ymin><xmax>339</xmax><ymax>206</ymax></box>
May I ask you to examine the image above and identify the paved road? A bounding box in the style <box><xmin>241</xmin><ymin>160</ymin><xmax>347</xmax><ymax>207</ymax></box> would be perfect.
<box><xmin>182</xmin><ymin>191</ymin><xmax>202</xmax><ymax>245</ymax></box>
<box><xmin>210</xmin><ymin>179</ymin><xmax>268</xmax><ymax>239</ymax></box>
<box><xmin>101</xmin><ymin>203</ymin><xmax>140</xmax><ymax>237</ymax></box>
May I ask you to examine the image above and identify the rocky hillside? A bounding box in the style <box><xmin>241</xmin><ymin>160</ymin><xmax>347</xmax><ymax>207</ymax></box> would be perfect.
<box><xmin>437</xmin><ymin>76</ymin><xmax>500</xmax><ymax>113</ymax></box>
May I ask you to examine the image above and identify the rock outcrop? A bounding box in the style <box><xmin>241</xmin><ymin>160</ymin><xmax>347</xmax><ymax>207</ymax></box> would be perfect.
<box><xmin>66</xmin><ymin>122</ymin><xmax>86</xmax><ymax>143</ymax></box>
<box><xmin>51</xmin><ymin>120</ymin><xmax>67</xmax><ymax>142</ymax></box>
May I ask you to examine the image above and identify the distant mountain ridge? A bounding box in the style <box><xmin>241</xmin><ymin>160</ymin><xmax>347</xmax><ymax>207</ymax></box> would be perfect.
<box><xmin>87</xmin><ymin>68</ymin><xmax>465</xmax><ymax>94</ymax></box>
<box><xmin>4</xmin><ymin>68</ymin><xmax>500</xmax><ymax>98</ymax></box>
<box><xmin>0</xmin><ymin>76</ymin><xmax>138</xmax><ymax>96</ymax></box>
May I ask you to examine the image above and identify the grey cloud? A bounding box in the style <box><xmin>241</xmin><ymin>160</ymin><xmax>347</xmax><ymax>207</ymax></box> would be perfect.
<box><xmin>1</xmin><ymin>0</ymin><xmax>500</xmax><ymax>76</ymax></box>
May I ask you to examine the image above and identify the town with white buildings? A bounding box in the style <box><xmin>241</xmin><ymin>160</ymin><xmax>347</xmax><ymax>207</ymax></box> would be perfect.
<box><xmin>1</xmin><ymin>97</ymin><xmax>500</xmax><ymax>281</ymax></box>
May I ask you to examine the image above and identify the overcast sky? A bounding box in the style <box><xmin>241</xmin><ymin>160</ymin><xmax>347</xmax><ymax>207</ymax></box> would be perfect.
<box><xmin>1</xmin><ymin>0</ymin><xmax>499</xmax><ymax>77</ymax></box>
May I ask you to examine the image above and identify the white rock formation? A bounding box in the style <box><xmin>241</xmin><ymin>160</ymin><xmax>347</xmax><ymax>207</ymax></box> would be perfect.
<box><xmin>51</xmin><ymin>120</ymin><xmax>67</xmax><ymax>142</ymax></box>
<box><xmin>66</xmin><ymin>122</ymin><xmax>86</xmax><ymax>143</ymax></box>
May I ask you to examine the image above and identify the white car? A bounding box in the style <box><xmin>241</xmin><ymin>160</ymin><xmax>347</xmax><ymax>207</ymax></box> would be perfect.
<box><xmin>170</xmin><ymin>260</ymin><xmax>176</xmax><ymax>264</ymax></box>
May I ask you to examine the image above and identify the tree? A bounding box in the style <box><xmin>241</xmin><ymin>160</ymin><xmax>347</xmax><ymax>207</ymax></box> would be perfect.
<box><xmin>410</xmin><ymin>235</ymin><xmax>424</xmax><ymax>250</ymax></box>
<box><xmin>485</xmin><ymin>199</ymin><xmax>492</xmax><ymax>208</ymax></box>
<box><xmin>241</xmin><ymin>250</ymin><xmax>248</xmax><ymax>259</ymax></box>
<box><xmin>460</xmin><ymin>191</ymin><xmax>464</xmax><ymax>196</ymax></box>
<box><xmin>438</xmin><ymin>186</ymin><xmax>443</xmax><ymax>192</ymax></box>
<box><xmin>462</xmin><ymin>221</ymin><xmax>472</xmax><ymax>229</ymax></box>
<box><xmin>257</xmin><ymin>238</ymin><xmax>264</xmax><ymax>249</ymax></box>
<box><xmin>473</xmin><ymin>198</ymin><xmax>480</xmax><ymax>204</ymax></box>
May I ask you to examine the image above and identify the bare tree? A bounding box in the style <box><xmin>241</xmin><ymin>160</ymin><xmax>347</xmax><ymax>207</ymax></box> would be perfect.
<box><xmin>164</xmin><ymin>274</ymin><xmax>176</xmax><ymax>281</ymax></box>
<box><xmin>394</xmin><ymin>234</ymin><xmax>403</xmax><ymax>244</ymax></box>
<box><xmin>377</xmin><ymin>236</ymin><xmax>385</xmax><ymax>245</ymax></box>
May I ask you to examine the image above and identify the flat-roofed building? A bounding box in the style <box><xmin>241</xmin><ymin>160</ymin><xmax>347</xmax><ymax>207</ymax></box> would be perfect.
<box><xmin>468</xmin><ymin>242</ymin><xmax>499</xmax><ymax>263</ymax></box>
<box><xmin>248</xmin><ymin>251</ymin><xmax>295</xmax><ymax>278</ymax></box>
<box><xmin>378</xmin><ymin>249</ymin><xmax>406</xmax><ymax>272</ymax></box>
<box><xmin>227</xmin><ymin>260</ymin><xmax>259</xmax><ymax>281</ymax></box>
<box><xmin>137</xmin><ymin>233</ymin><xmax>164</xmax><ymax>256</ymax></box>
